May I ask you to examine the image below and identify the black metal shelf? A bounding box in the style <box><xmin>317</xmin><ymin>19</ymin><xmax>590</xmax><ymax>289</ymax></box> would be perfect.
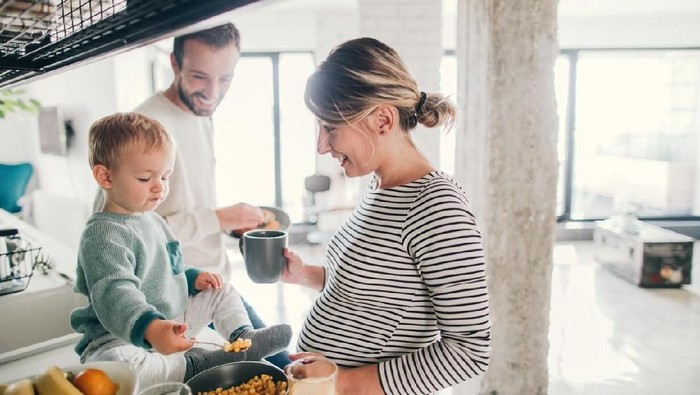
<box><xmin>0</xmin><ymin>0</ymin><xmax>260</xmax><ymax>89</ymax></box>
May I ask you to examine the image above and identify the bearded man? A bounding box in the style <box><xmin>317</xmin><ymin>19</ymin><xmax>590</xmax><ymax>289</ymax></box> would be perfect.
<box><xmin>94</xmin><ymin>23</ymin><xmax>290</xmax><ymax>369</ymax></box>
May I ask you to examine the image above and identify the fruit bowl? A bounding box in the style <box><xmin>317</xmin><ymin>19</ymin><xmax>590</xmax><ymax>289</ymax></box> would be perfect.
<box><xmin>65</xmin><ymin>361</ymin><xmax>138</xmax><ymax>395</ymax></box>
<box><xmin>1</xmin><ymin>361</ymin><xmax>138</xmax><ymax>395</ymax></box>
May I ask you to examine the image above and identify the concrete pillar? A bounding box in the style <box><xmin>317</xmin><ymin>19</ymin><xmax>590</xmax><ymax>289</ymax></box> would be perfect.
<box><xmin>454</xmin><ymin>0</ymin><xmax>560</xmax><ymax>394</ymax></box>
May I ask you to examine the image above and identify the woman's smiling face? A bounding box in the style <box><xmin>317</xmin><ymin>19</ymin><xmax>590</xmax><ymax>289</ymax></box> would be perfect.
<box><xmin>315</xmin><ymin>119</ymin><xmax>377</xmax><ymax>178</ymax></box>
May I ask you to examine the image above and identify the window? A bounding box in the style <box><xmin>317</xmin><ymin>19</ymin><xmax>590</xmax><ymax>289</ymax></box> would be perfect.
<box><xmin>558</xmin><ymin>49</ymin><xmax>700</xmax><ymax>220</ymax></box>
<box><xmin>439</xmin><ymin>54</ymin><xmax>457</xmax><ymax>175</ymax></box>
<box><xmin>555</xmin><ymin>55</ymin><xmax>571</xmax><ymax>217</ymax></box>
<box><xmin>442</xmin><ymin>48</ymin><xmax>700</xmax><ymax>221</ymax></box>
<box><xmin>213</xmin><ymin>52</ymin><xmax>316</xmax><ymax>223</ymax></box>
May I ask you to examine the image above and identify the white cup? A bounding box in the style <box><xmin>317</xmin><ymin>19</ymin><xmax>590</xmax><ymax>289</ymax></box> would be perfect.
<box><xmin>285</xmin><ymin>355</ymin><xmax>337</xmax><ymax>395</ymax></box>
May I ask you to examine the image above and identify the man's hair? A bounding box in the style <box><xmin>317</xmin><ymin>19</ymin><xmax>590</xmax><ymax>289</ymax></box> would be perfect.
<box><xmin>88</xmin><ymin>112</ymin><xmax>172</xmax><ymax>169</ymax></box>
<box><xmin>173</xmin><ymin>23</ymin><xmax>240</xmax><ymax>67</ymax></box>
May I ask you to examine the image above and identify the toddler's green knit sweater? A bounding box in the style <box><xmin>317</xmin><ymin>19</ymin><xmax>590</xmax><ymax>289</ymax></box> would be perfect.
<box><xmin>70</xmin><ymin>211</ymin><xmax>201</xmax><ymax>355</ymax></box>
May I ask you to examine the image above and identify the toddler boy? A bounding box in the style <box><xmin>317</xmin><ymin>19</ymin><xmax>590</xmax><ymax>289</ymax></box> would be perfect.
<box><xmin>70</xmin><ymin>112</ymin><xmax>291</xmax><ymax>387</ymax></box>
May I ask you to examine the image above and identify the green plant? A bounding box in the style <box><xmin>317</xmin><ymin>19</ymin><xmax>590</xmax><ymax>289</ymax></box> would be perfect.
<box><xmin>0</xmin><ymin>89</ymin><xmax>41</xmax><ymax>118</ymax></box>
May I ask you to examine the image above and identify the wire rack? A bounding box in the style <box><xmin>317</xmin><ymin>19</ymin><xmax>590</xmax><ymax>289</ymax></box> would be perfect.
<box><xmin>0</xmin><ymin>0</ymin><xmax>260</xmax><ymax>89</ymax></box>
<box><xmin>0</xmin><ymin>0</ymin><xmax>127</xmax><ymax>57</ymax></box>
<box><xmin>0</xmin><ymin>242</ymin><xmax>42</xmax><ymax>296</ymax></box>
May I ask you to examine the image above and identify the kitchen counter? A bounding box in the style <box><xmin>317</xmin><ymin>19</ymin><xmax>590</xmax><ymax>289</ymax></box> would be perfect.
<box><xmin>0</xmin><ymin>209</ymin><xmax>86</xmax><ymax>366</ymax></box>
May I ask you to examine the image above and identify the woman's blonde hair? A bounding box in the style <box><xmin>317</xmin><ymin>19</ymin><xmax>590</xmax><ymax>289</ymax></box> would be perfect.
<box><xmin>88</xmin><ymin>112</ymin><xmax>172</xmax><ymax>169</ymax></box>
<box><xmin>304</xmin><ymin>37</ymin><xmax>456</xmax><ymax>132</ymax></box>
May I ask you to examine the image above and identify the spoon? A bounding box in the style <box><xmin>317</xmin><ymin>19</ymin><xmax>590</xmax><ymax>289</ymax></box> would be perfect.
<box><xmin>191</xmin><ymin>338</ymin><xmax>252</xmax><ymax>352</ymax></box>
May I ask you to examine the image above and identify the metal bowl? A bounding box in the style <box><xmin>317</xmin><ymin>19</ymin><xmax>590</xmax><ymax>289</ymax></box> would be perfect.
<box><xmin>185</xmin><ymin>361</ymin><xmax>287</xmax><ymax>393</ymax></box>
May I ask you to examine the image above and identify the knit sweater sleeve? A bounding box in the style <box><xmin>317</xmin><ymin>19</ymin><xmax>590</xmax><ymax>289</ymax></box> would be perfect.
<box><xmin>378</xmin><ymin>178</ymin><xmax>491</xmax><ymax>395</ymax></box>
<box><xmin>78</xmin><ymin>220</ymin><xmax>165</xmax><ymax>346</ymax></box>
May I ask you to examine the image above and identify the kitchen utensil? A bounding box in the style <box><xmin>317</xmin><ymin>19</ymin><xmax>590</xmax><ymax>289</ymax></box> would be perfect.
<box><xmin>185</xmin><ymin>361</ymin><xmax>287</xmax><ymax>394</ymax></box>
<box><xmin>191</xmin><ymin>340</ymin><xmax>225</xmax><ymax>349</ymax></box>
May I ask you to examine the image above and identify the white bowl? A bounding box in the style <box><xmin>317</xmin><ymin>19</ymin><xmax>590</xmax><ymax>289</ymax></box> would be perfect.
<box><xmin>4</xmin><ymin>361</ymin><xmax>138</xmax><ymax>395</ymax></box>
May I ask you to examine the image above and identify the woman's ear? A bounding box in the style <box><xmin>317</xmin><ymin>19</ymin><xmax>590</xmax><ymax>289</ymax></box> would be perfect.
<box><xmin>374</xmin><ymin>104</ymin><xmax>396</xmax><ymax>135</ymax></box>
<box><xmin>93</xmin><ymin>165</ymin><xmax>112</xmax><ymax>189</ymax></box>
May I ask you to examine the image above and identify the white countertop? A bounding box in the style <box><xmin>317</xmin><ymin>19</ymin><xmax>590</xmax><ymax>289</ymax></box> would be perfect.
<box><xmin>0</xmin><ymin>209</ymin><xmax>87</xmax><ymax>364</ymax></box>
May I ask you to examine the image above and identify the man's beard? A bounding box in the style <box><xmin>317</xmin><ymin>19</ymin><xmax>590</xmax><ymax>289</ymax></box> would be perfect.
<box><xmin>177</xmin><ymin>81</ymin><xmax>219</xmax><ymax>116</ymax></box>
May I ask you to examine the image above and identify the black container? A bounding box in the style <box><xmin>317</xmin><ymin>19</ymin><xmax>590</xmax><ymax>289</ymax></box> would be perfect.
<box><xmin>186</xmin><ymin>361</ymin><xmax>287</xmax><ymax>393</ymax></box>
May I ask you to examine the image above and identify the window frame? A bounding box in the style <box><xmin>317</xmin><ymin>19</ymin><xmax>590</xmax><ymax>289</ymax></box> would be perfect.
<box><xmin>556</xmin><ymin>47</ymin><xmax>700</xmax><ymax>223</ymax></box>
<box><xmin>239</xmin><ymin>51</ymin><xmax>314</xmax><ymax>209</ymax></box>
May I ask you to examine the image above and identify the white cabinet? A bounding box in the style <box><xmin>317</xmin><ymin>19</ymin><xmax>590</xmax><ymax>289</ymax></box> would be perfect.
<box><xmin>594</xmin><ymin>219</ymin><xmax>694</xmax><ymax>287</ymax></box>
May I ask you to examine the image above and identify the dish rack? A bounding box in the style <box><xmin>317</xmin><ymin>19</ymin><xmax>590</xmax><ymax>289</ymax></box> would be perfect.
<box><xmin>0</xmin><ymin>242</ymin><xmax>42</xmax><ymax>296</ymax></box>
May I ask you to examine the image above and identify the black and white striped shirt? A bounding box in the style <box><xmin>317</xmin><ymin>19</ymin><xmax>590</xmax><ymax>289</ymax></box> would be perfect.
<box><xmin>298</xmin><ymin>171</ymin><xmax>491</xmax><ymax>395</ymax></box>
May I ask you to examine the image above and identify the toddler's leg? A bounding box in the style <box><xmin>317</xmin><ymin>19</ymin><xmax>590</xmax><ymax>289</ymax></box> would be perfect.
<box><xmin>242</xmin><ymin>297</ymin><xmax>291</xmax><ymax>369</ymax></box>
<box><xmin>184</xmin><ymin>283</ymin><xmax>251</xmax><ymax>337</ymax></box>
<box><xmin>184</xmin><ymin>324</ymin><xmax>291</xmax><ymax>381</ymax></box>
<box><xmin>229</xmin><ymin>324</ymin><xmax>292</xmax><ymax>360</ymax></box>
<box><xmin>83</xmin><ymin>338</ymin><xmax>187</xmax><ymax>388</ymax></box>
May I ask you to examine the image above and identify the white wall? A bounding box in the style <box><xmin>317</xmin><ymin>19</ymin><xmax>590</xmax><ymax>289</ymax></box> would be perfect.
<box><xmin>558</xmin><ymin>14</ymin><xmax>700</xmax><ymax>49</ymax></box>
<box><xmin>0</xmin><ymin>57</ymin><xmax>119</xmax><ymax>247</ymax></box>
<box><xmin>3</xmin><ymin>0</ymin><xmax>699</xmax><ymax>247</ymax></box>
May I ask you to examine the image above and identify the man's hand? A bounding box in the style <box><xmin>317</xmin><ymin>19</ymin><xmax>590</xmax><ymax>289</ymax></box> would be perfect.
<box><xmin>145</xmin><ymin>320</ymin><xmax>192</xmax><ymax>355</ymax></box>
<box><xmin>195</xmin><ymin>271</ymin><xmax>223</xmax><ymax>291</ymax></box>
<box><xmin>215</xmin><ymin>203</ymin><xmax>263</xmax><ymax>231</ymax></box>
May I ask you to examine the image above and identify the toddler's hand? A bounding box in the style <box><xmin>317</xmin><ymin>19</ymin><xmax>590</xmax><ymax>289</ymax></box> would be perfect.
<box><xmin>145</xmin><ymin>320</ymin><xmax>192</xmax><ymax>355</ymax></box>
<box><xmin>195</xmin><ymin>271</ymin><xmax>223</xmax><ymax>291</ymax></box>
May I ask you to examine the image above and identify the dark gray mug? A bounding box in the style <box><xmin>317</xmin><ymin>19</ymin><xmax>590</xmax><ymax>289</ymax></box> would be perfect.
<box><xmin>241</xmin><ymin>230</ymin><xmax>288</xmax><ymax>283</ymax></box>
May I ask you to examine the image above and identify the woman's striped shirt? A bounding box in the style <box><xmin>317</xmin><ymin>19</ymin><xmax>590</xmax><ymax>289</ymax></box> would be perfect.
<box><xmin>297</xmin><ymin>171</ymin><xmax>491</xmax><ymax>395</ymax></box>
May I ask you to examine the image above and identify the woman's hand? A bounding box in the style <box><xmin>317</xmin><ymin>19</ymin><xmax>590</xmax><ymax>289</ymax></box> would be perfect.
<box><xmin>287</xmin><ymin>352</ymin><xmax>384</xmax><ymax>395</ymax></box>
<box><xmin>194</xmin><ymin>271</ymin><xmax>223</xmax><ymax>291</ymax></box>
<box><xmin>281</xmin><ymin>248</ymin><xmax>306</xmax><ymax>285</ymax></box>
<box><xmin>144</xmin><ymin>320</ymin><xmax>192</xmax><ymax>355</ymax></box>
<box><xmin>286</xmin><ymin>352</ymin><xmax>335</xmax><ymax>379</ymax></box>
<box><xmin>282</xmin><ymin>249</ymin><xmax>326</xmax><ymax>291</ymax></box>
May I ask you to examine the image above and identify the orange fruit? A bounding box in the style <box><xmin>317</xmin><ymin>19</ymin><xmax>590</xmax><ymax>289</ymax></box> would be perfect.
<box><xmin>72</xmin><ymin>368</ymin><xmax>118</xmax><ymax>395</ymax></box>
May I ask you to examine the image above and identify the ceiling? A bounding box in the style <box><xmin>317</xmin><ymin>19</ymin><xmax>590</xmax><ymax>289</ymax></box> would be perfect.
<box><xmin>558</xmin><ymin>0</ymin><xmax>700</xmax><ymax>18</ymax></box>
<box><xmin>259</xmin><ymin>0</ymin><xmax>700</xmax><ymax>18</ymax></box>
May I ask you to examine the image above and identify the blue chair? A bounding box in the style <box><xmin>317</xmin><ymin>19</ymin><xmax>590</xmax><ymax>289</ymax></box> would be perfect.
<box><xmin>0</xmin><ymin>162</ymin><xmax>34</xmax><ymax>214</ymax></box>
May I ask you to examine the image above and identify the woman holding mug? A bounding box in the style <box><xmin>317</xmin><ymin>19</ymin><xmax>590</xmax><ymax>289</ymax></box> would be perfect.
<box><xmin>281</xmin><ymin>37</ymin><xmax>491</xmax><ymax>395</ymax></box>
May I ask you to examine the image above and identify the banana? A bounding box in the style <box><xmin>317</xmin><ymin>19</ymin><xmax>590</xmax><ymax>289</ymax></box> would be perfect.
<box><xmin>3</xmin><ymin>379</ymin><xmax>35</xmax><ymax>395</ymax></box>
<box><xmin>34</xmin><ymin>366</ymin><xmax>82</xmax><ymax>395</ymax></box>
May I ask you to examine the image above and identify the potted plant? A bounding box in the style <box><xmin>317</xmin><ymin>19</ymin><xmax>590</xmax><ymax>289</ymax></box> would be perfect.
<box><xmin>0</xmin><ymin>89</ymin><xmax>41</xmax><ymax>119</ymax></box>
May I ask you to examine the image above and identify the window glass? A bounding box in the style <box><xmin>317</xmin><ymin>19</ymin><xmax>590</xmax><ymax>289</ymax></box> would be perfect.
<box><xmin>555</xmin><ymin>56</ymin><xmax>570</xmax><ymax>216</ymax></box>
<box><xmin>439</xmin><ymin>55</ymin><xmax>457</xmax><ymax>175</ymax></box>
<box><xmin>571</xmin><ymin>51</ymin><xmax>700</xmax><ymax>219</ymax></box>
<box><xmin>279</xmin><ymin>53</ymin><xmax>316</xmax><ymax>222</ymax></box>
<box><xmin>214</xmin><ymin>57</ymin><xmax>275</xmax><ymax>207</ymax></box>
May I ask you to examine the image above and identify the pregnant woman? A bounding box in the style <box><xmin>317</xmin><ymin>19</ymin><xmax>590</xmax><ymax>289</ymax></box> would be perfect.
<box><xmin>281</xmin><ymin>37</ymin><xmax>491</xmax><ymax>395</ymax></box>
